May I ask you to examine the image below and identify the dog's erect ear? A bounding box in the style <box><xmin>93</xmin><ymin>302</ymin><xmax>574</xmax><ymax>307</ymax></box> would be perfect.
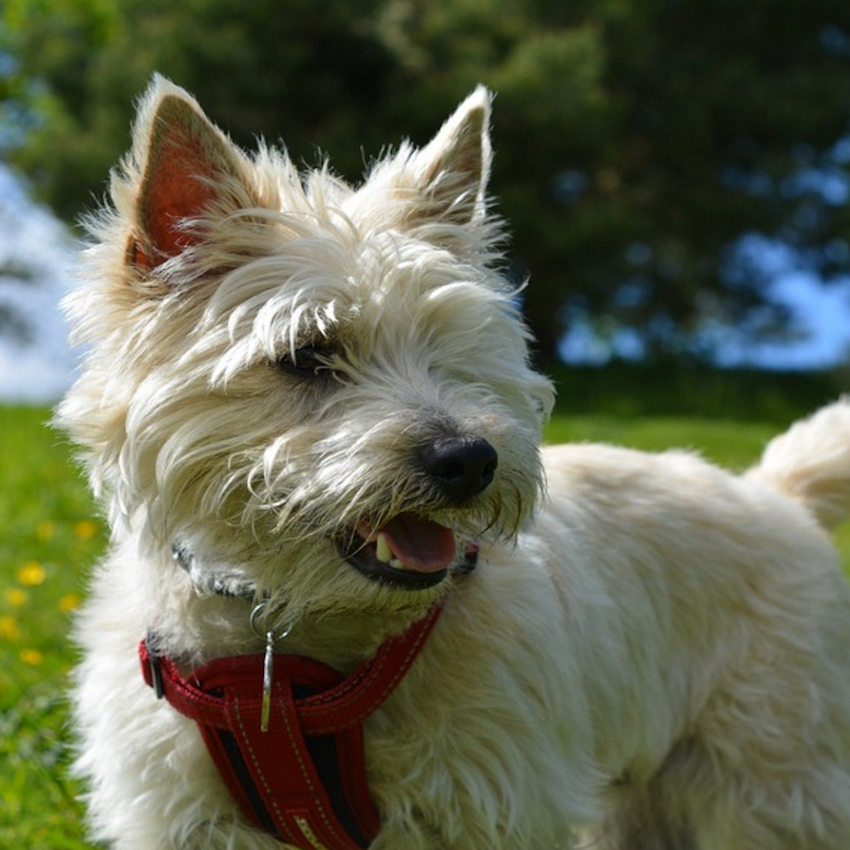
<box><xmin>127</xmin><ymin>76</ymin><xmax>252</xmax><ymax>270</ymax></box>
<box><xmin>407</xmin><ymin>86</ymin><xmax>493</xmax><ymax>226</ymax></box>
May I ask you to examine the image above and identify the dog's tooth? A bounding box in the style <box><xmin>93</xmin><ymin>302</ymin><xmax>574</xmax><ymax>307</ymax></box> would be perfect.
<box><xmin>389</xmin><ymin>558</ymin><xmax>406</xmax><ymax>570</ymax></box>
<box><xmin>376</xmin><ymin>533</ymin><xmax>392</xmax><ymax>564</ymax></box>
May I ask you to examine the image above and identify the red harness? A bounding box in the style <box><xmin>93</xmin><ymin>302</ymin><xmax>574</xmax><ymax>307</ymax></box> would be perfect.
<box><xmin>140</xmin><ymin>605</ymin><xmax>441</xmax><ymax>849</ymax></box>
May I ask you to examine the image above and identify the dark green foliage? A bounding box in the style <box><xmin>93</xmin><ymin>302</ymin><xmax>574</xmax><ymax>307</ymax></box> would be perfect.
<box><xmin>549</xmin><ymin>361</ymin><xmax>849</xmax><ymax>422</ymax></box>
<box><xmin>3</xmin><ymin>0</ymin><xmax>850</xmax><ymax>361</ymax></box>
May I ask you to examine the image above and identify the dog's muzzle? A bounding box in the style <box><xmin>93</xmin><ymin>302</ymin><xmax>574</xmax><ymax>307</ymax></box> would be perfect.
<box><xmin>338</xmin><ymin>436</ymin><xmax>494</xmax><ymax>589</ymax></box>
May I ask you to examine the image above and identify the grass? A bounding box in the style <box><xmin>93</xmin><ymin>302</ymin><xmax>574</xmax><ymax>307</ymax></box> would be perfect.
<box><xmin>0</xmin><ymin>406</ymin><xmax>105</xmax><ymax>849</ymax></box>
<box><xmin>1</xmin><ymin>400</ymin><xmax>848</xmax><ymax>847</ymax></box>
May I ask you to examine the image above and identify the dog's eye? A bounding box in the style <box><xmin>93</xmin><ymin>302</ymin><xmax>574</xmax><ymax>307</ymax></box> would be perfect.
<box><xmin>276</xmin><ymin>346</ymin><xmax>333</xmax><ymax>377</ymax></box>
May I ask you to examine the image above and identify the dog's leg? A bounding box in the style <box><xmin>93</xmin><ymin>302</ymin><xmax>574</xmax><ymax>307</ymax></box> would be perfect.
<box><xmin>681</xmin><ymin>679</ymin><xmax>850</xmax><ymax>849</ymax></box>
<box><xmin>685</xmin><ymin>768</ymin><xmax>850</xmax><ymax>850</ymax></box>
<box><xmin>620</xmin><ymin>736</ymin><xmax>850</xmax><ymax>850</ymax></box>
<box><xmin>586</xmin><ymin>779</ymin><xmax>696</xmax><ymax>850</ymax></box>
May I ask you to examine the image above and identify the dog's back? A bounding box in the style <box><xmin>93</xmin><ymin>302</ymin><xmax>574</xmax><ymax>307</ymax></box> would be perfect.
<box><xmin>549</xmin><ymin>401</ymin><xmax>850</xmax><ymax>849</ymax></box>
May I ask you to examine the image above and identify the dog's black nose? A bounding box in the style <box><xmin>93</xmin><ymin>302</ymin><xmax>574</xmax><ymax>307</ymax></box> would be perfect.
<box><xmin>422</xmin><ymin>436</ymin><xmax>498</xmax><ymax>502</ymax></box>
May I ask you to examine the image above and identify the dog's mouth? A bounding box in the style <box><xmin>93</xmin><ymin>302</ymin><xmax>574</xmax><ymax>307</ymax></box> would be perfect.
<box><xmin>342</xmin><ymin>513</ymin><xmax>465</xmax><ymax>590</ymax></box>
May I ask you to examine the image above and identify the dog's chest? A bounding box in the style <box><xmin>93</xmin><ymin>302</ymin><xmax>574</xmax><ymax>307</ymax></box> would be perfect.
<box><xmin>359</xmin><ymin>584</ymin><xmax>601</xmax><ymax>847</ymax></box>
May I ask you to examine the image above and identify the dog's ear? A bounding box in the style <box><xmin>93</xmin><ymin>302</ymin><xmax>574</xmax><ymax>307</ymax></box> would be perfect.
<box><xmin>407</xmin><ymin>86</ymin><xmax>493</xmax><ymax>227</ymax></box>
<box><xmin>127</xmin><ymin>75</ymin><xmax>254</xmax><ymax>271</ymax></box>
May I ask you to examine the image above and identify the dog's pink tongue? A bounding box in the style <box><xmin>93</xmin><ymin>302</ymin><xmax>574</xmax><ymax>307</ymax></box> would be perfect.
<box><xmin>361</xmin><ymin>514</ymin><xmax>456</xmax><ymax>573</ymax></box>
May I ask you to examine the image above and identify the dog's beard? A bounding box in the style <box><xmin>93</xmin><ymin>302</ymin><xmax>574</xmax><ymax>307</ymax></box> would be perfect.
<box><xmin>241</xmin><ymin>430</ymin><xmax>539</xmax><ymax>588</ymax></box>
<box><xmin>144</xmin><ymin>405</ymin><xmax>543</xmax><ymax>620</ymax></box>
<box><xmin>100</xmin><ymin>331</ymin><xmax>547</xmax><ymax>623</ymax></box>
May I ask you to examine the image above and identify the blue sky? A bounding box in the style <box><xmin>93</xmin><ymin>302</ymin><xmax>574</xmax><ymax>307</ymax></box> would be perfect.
<box><xmin>716</xmin><ymin>271</ymin><xmax>850</xmax><ymax>369</ymax></box>
<box><xmin>558</xmin><ymin>262</ymin><xmax>850</xmax><ymax>371</ymax></box>
<box><xmin>0</xmin><ymin>165</ymin><xmax>78</xmax><ymax>403</ymax></box>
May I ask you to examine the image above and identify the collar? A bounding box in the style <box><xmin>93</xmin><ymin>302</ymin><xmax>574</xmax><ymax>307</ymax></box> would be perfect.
<box><xmin>171</xmin><ymin>539</ymin><xmax>259</xmax><ymax>601</ymax></box>
<box><xmin>141</xmin><ymin>602</ymin><xmax>442</xmax><ymax>849</ymax></box>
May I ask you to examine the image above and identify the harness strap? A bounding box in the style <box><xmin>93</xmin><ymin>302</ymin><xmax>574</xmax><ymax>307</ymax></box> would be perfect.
<box><xmin>140</xmin><ymin>606</ymin><xmax>441</xmax><ymax>849</ymax></box>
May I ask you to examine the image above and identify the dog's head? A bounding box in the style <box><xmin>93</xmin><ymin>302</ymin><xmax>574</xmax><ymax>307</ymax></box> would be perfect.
<box><xmin>59</xmin><ymin>76</ymin><xmax>555</xmax><ymax>618</ymax></box>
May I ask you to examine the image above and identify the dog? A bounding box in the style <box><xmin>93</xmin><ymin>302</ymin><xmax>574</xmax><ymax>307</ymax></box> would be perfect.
<box><xmin>59</xmin><ymin>75</ymin><xmax>850</xmax><ymax>849</ymax></box>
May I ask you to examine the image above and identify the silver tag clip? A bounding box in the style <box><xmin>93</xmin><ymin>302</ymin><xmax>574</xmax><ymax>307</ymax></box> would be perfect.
<box><xmin>261</xmin><ymin>630</ymin><xmax>275</xmax><ymax>733</ymax></box>
<box><xmin>250</xmin><ymin>601</ymin><xmax>292</xmax><ymax>733</ymax></box>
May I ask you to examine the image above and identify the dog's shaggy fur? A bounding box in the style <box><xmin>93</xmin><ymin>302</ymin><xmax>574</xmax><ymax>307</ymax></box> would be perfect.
<box><xmin>60</xmin><ymin>76</ymin><xmax>850</xmax><ymax>849</ymax></box>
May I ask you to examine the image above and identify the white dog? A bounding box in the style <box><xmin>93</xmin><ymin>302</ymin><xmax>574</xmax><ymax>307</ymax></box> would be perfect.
<box><xmin>60</xmin><ymin>76</ymin><xmax>850</xmax><ymax>849</ymax></box>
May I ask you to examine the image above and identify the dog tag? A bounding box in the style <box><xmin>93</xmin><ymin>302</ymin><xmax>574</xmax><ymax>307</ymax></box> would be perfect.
<box><xmin>261</xmin><ymin>630</ymin><xmax>274</xmax><ymax>732</ymax></box>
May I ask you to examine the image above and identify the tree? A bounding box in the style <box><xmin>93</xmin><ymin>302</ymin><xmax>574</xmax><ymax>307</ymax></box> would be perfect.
<box><xmin>3</xmin><ymin>0</ymin><xmax>850</xmax><ymax>363</ymax></box>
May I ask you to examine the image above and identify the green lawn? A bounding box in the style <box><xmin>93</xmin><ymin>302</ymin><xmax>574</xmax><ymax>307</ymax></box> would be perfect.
<box><xmin>0</xmin><ymin>407</ymin><xmax>105</xmax><ymax>849</ymax></box>
<box><xmin>1</xmin><ymin>404</ymin><xmax>848</xmax><ymax>848</ymax></box>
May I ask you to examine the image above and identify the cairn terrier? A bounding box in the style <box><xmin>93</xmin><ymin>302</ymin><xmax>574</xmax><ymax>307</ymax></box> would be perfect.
<box><xmin>60</xmin><ymin>76</ymin><xmax>850</xmax><ymax>849</ymax></box>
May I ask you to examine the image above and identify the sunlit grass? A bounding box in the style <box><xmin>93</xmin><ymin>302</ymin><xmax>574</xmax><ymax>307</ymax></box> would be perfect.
<box><xmin>0</xmin><ymin>406</ymin><xmax>102</xmax><ymax>850</ymax></box>
<box><xmin>1</xmin><ymin>404</ymin><xmax>847</xmax><ymax>847</ymax></box>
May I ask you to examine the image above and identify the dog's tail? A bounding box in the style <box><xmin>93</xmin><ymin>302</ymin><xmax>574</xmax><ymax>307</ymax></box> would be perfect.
<box><xmin>747</xmin><ymin>398</ymin><xmax>850</xmax><ymax>531</ymax></box>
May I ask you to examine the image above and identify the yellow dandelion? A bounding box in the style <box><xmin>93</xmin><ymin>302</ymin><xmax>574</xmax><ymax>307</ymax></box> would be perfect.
<box><xmin>59</xmin><ymin>594</ymin><xmax>81</xmax><ymax>614</ymax></box>
<box><xmin>17</xmin><ymin>561</ymin><xmax>46</xmax><ymax>586</ymax></box>
<box><xmin>74</xmin><ymin>519</ymin><xmax>99</xmax><ymax>541</ymax></box>
<box><xmin>0</xmin><ymin>616</ymin><xmax>21</xmax><ymax>641</ymax></box>
<box><xmin>5</xmin><ymin>588</ymin><xmax>27</xmax><ymax>607</ymax></box>
<box><xmin>35</xmin><ymin>520</ymin><xmax>55</xmax><ymax>541</ymax></box>
<box><xmin>20</xmin><ymin>648</ymin><xmax>44</xmax><ymax>666</ymax></box>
